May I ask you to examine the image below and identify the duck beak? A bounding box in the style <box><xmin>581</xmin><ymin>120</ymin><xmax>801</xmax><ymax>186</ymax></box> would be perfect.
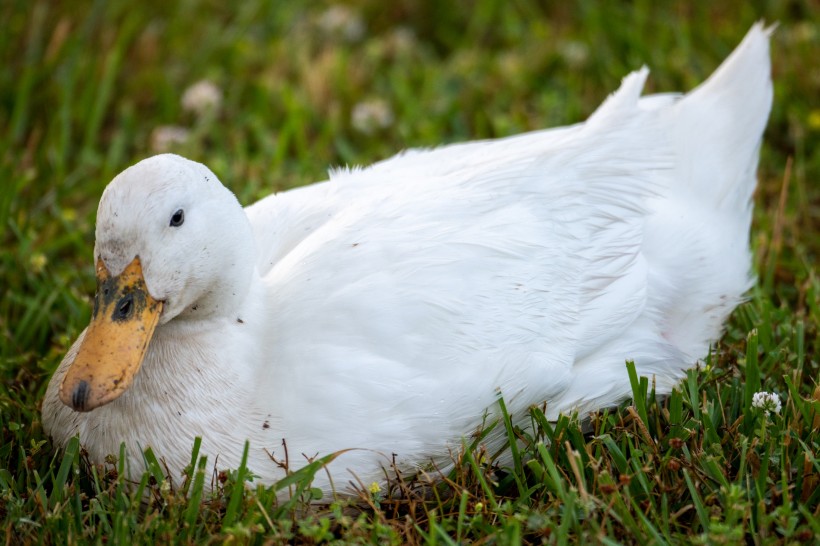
<box><xmin>59</xmin><ymin>256</ymin><xmax>163</xmax><ymax>412</ymax></box>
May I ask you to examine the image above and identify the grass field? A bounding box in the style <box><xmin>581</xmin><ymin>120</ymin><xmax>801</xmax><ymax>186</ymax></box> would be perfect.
<box><xmin>1</xmin><ymin>1</ymin><xmax>819</xmax><ymax>543</ymax></box>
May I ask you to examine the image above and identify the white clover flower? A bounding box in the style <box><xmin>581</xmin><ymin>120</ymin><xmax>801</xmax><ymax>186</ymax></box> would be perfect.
<box><xmin>559</xmin><ymin>40</ymin><xmax>590</xmax><ymax>68</ymax></box>
<box><xmin>318</xmin><ymin>6</ymin><xmax>365</xmax><ymax>42</ymax></box>
<box><xmin>181</xmin><ymin>80</ymin><xmax>222</xmax><ymax>116</ymax></box>
<box><xmin>150</xmin><ymin>125</ymin><xmax>190</xmax><ymax>152</ymax></box>
<box><xmin>351</xmin><ymin>99</ymin><xmax>394</xmax><ymax>135</ymax></box>
<box><xmin>752</xmin><ymin>391</ymin><xmax>782</xmax><ymax>416</ymax></box>
<box><xmin>386</xmin><ymin>27</ymin><xmax>417</xmax><ymax>55</ymax></box>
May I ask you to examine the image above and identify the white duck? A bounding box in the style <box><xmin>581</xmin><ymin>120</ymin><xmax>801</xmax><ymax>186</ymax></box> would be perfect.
<box><xmin>43</xmin><ymin>24</ymin><xmax>772</xmax><ymax>496</ymax></box>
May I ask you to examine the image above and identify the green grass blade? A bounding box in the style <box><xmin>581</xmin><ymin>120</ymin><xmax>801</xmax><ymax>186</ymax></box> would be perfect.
<box><xmin>221</xmin><ymin>440</ymin><xmax>250</xmax><ymax>530</ymax></box>
<box><xmin>626</xmin><ymin>360</ymin><xmax>649</xmax><ymax>425</ymax></box>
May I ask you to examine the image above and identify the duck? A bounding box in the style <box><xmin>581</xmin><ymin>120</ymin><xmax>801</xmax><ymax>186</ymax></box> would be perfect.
<box><xmin>43</xmin><ymin>24</ymin><xmax>772</xmax><ymax>497</ymax></box>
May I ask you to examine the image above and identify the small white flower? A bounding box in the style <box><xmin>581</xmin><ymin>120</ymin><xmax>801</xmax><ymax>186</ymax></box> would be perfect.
<box><xmin>559</xmin><ymin>40</ymin><xmax>589</xmax><ymax>68</ymax></box>
<box><xmin>386</xmin><ymin>27</ymin><xmax>417</xmax><ymax>55</ymax></box>
<box><xmin>181</xmin><ymin>80</ymin><xmax>222</xmax><ymax>116</ymax></box>
<box><xmin>317</xmin><ymin>6</ymin><xmax>365</xmax><ymax>42</ymax></box>
<box><xmin>150</xmin><ymin>125</ymin><xmax>190</xmax><ymax>152</ymax></box>
<box><xmin>351</xmin><ymin>99</ymin><xmax>393</xmax><ymax>135</ymax></box>
<box><xmin>752</xmin><ymin>391</ymin><xmax>782</xmax><ymax>416</ymax></box>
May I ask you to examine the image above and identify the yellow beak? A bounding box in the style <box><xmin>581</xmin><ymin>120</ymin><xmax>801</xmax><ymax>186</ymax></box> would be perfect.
<box><xmin>59</xmin><ymin>256</ymin><xmax>163</xmax><ymax>412</ymax></box>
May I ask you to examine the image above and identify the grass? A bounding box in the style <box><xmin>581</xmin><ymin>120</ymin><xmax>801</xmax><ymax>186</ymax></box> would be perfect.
<box><xmin>1</xmin><ymin>0</ymin><xmax>818</xmax><ymax>543</ymax></box>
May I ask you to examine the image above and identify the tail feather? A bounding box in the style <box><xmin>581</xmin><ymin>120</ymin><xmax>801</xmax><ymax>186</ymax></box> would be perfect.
<box><xmin>646</xmin><ymin>23</ymin><xmax>773</xmax><ymax>360</ymax></box>
<box><xmin>670</xmin><ymin>22</ymin><xmax>773</xmax><ymax>209</ymax></box>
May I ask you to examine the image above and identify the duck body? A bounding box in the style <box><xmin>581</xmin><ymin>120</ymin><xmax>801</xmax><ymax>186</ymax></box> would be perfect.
<box><xmin>43</xmin><ymin>25</ymin><xmax>772</xmax><ymax>495</ymax></box>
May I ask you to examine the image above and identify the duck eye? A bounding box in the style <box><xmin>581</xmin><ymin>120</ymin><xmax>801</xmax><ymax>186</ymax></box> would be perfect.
<box><xmin>170</xmin><ymin>209</ymin><xmax>184</xmax><ymax>227</ymax></box>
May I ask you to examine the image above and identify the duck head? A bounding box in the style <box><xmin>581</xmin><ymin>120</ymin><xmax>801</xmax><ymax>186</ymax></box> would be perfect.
<box><xmin>59</xmin><ymin>154</ymin><xmax>255</xmax><ymax>412</ymax></box>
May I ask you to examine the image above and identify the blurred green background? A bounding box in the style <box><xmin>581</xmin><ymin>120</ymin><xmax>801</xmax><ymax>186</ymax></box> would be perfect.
<box><xmin>2</xmin><ymin>0</ymin><xmax>818</xmax><ymax>465</ymax></box>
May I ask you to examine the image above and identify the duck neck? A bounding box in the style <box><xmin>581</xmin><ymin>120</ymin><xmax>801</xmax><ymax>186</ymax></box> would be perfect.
<box><xmin>126</xmin><ymin>270</ymin><xmax>270</xmax><ymax>466</ymax></box>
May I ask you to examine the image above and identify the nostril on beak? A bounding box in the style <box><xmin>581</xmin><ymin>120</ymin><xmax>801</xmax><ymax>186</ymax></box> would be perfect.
<box><xmin>71</xmin><ymin>380</ymin><xmax>90</xmax><ymax>411</ymax></box>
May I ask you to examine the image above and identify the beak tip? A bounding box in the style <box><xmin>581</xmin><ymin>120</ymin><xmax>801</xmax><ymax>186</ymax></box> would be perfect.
<box><xmin>68</xmin><ymin>379</ymin><xmax>91</xmax><ymax>412</ymax></box>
